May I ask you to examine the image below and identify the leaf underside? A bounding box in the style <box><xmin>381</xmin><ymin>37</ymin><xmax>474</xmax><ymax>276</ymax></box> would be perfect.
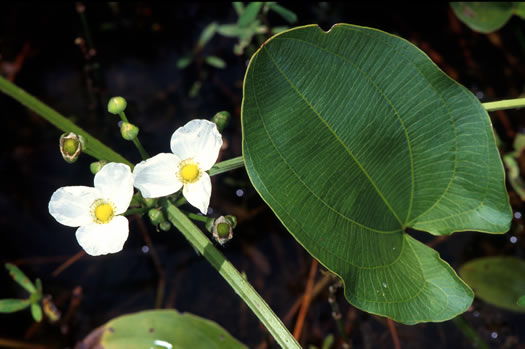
<box><xmin>241</xmin><ymin>24</ymin><xmax>511</xmax><ymax>324</ymax></box>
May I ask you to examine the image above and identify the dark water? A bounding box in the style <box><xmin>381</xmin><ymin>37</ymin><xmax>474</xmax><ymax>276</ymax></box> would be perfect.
<box><xmin>1</xmin><ymin>3</ymin><xmax>525</xmax><ymax>348</ymax></box>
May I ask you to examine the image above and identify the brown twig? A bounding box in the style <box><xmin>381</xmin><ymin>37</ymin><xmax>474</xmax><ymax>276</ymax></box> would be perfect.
<box><xmin>293</xmin><ymin>258</ymin><xmax>318</xmax><ymax>341</ymax></box>
<box><xmin>51</xmin><ymin>250</ymin><xmax>86</xmax><ymax>277</ymax></box>
<box><xmin>386</xmin><ymin>318</ymin><xmax>401</xmax><ymax>349</ymax></box>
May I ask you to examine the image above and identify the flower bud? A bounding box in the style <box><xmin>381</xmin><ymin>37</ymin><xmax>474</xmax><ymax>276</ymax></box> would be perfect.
<box><xmin>148</xmin><ymin>208</ymin><xmax>164</xmax><ymax>225</ymax></box>
<box><xmin>120</xmin><ymin>122</ymin><xmax>139</xmax><ymax>140</ymax></box>
<box><xmin>107</xmin><ymin>96</ymin><xmax>127</xmax><ymax>114</ymax></box>
<box><xmin>144</xmin><ymin>198</ymin><xmax>158</xmax><ymax>208</ymax></box>
<box><xmin>159</xmin><ymin>221</ymin><xmax>171</xmax><ymax>232</ymax></box>
<box><xmin>212</xmin><ymin>216</ymin><xmax>234</xmax><ymax>245</ymax></box>
<box><xmin>90</xmin><ymin>160</ymin><xmax>107</xmax><ymax>174</ymax></box>
<box><xmin>59</xmin><ymin>132</ymin><xmax>85</xmax><ymax>163</ymax></box>
<box><xmin>212</xmin><ymin>111</ymin><xmax>230</xmax><ymax>133</ymax></box>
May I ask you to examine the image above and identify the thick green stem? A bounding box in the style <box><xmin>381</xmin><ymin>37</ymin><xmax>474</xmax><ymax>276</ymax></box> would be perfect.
<box><xmin>0</xmin><ymin>76</ymin><xmax>132</xmax><ymax>167</ymax></box>
<box><xmin>122</xmin><ymin>207</ymin><xmax>149</xmax><ymax>216</ymax></box>
<box><xmin>165</xmin><ymin>202</ymin><xmax>301</xmax><ymax>349</ymax></box>
<box><xmin>209</xmin><ymin>156</ymin><xmax>244</xmax><ymax>176</ymax></box>
<box><xmin>482</xmin><ymin>98</ymin><xmax>525</xmax><ymax>111</ymax></box>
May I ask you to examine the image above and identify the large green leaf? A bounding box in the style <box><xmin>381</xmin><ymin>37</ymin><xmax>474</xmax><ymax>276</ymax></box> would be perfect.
<box><xmin>459</xmin><ymin>256</ymin><xmax>525</xmax><ymax>312</ymax></box>
<box><xmin>241</xmin><ymin>24</ymin><xmax>511</xmax><ymax>324</ymax></box>
<box><xmin>450</xmin><ymin>2</ymin><xmax>514</xmax><ymax>33</ymax></box>
<box><xmin>90</xmin><ymin>310</ymin><xmax>247</xmax><ymax>349</ymax></box>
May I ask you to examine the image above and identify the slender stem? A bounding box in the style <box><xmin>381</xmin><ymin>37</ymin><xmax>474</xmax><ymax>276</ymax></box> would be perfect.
<box><xmin>119</xmin><ymin>111</ymin><xmax>149</xmax><ymax>160</ymax></box>
<box><xmin>182</xmin><ymin>211</ymin><xmax>210</xmax><ymax>223</ymax></box>
<box><xmin>122</xmin><ymin>207</ymin><xmax>149</xmax><ymax>216</ymax></box>
<box><xmin>173</xmin><ymin>196</ymin><xmax>187</xmax><ymax>207</ymax></box>
<box><xmin>452</xmin><ymin>315</ymin><xmax>489</xmax><ymax>349</ymax></box>
<box><xmin>0</xmin><ymin>76</ymin><xmax>132</xmax><ymax>167</ymax></box>
<box><xmin>482</xmin><ymin>98</ymin><xmax>525</xmax><ymax>111</ymax></box>
<box><xmin>165</xmin><ymin>202</ymin><xmax>301</xmax><ymax>349</ymax></box>
<box><xmin>209</xmin><ymin>156</ymin><xmax>245</xmax><ymax>176</ymax></box>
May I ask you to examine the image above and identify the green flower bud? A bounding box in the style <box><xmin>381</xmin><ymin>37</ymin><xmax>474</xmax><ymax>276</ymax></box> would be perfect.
<box><xmin>212</xmin><ymin>111</ymin><xmax>230</xmax><ymax>133</ymax></box>
<box><xmin>90</xmin><ymin>160</ymin><xmax>107</xmax><ymax>174</ymax></box>
<box><xmin>144</xmin><ymin>198</ymin><xmax>158</xmax><ymax>208</ymax></box>
<box><xmin>148</xmin><ymin>208</ymin><xmax>164</xmax><ymax>225</ymax></box>
<box><xmin>224</xmin><ymin>215</ymin><xmax>237</xmax><ymax>229</ymax></box>
<box><xmin>120</xmin><ymin>122</ymin><xmax>139</xmax><ymax>140</ymax></box>
<box><xmin>212</xmin><ymin>216</ymin><xmax>233</xmax><ymax>245</ymax></box>
<box><xmin>107</xmin><ymin>96</ymin><xmax>127</xmax><ymax>115</ymax></box>
<box><xmin>159</xmin><ymin>221</ymin><xmax>171</xmax><ymax>232</ymax></box>
<box><xmin>59</xmin><ymin>132</ymin><xmax>85</xmax><ymax>163</ymax></box>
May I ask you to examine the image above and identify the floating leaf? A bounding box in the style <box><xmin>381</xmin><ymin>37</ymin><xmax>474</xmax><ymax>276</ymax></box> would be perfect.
<box><xmin>459</xmin><ymin>256</ymin><xmax>525</xmax><ymax>312</ymax></box>
<box><xmin>242</xmin><ymin>24</ymin><xmax>511</xmax><ymax>324</ymax></box>
<box><xmin>450</xmin><ymin>2</ymin><xmax>514</xmax><ymax>33</ymax></box>
<box><xmin>0</xmin><ymin>299</ymin><xmax>30</xmax><ymax>313</ymax></box>
<box><xmin>5</xmin><ymin>263</ymin><xmax>36</xmax><ymax>294</ymax></box>
<box><xmin>81</xmin><ymin>310</ymin><xmax>247</xmax><ymax>349</ymax></box>
<box><xmin>31</xmin><ymin>303</ymin><xmax>43</xmax><ymax>322</ymax></box>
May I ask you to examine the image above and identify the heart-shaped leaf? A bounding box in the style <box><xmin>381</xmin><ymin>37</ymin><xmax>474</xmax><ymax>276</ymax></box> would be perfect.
<box><xmin>459</xmin><ymin>256</ymin><xmax>525</xmax><ymax>312</ymax></box>
<box><xmin>82</xmin><ymin>310</ymin><xmax>247</xmax><ymax>349</ymax></box>
<box><xmin>241</xmin><ymin>24</ymin><xmax>511</xmax><ymax>324</ymax></box>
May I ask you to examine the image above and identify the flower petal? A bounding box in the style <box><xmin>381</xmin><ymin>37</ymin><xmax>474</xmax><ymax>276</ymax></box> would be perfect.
<box><xmin>49</xmin><ymin>186</ymin><xmax>98</xmax><ymax>227</ymax></box>
<box><xmin>170</xmin><ymin>119</ymin><xmax>223</xmax><ymax>170</ymax></box>
<box><xmin>133</xmin><ymin>153</ymin><xmax>183</xmax><ymax>198</ymax></box>
<box><xmin>94</xmin><ymin>163</ymin><xmax>134</xmax><ymax>214</ymax></box>
<box><xmin>75</xmin><ymin>216</ymin><xmax>129</xmax><ymax>256</ymax></box>
<box><xmin>183</xmin><ymin>172</ymin><xmax>212</xmax><ymax>214</ymax></box>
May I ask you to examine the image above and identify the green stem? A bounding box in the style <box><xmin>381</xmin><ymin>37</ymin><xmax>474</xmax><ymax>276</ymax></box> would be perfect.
<box><xmin>0</xmin><ymin>76</ymin><xmax>132</xmax><ymax>167</ymax></box>
<box><xmin>123</xmin><ymin>207</ymin><xmax>149</xmax><ymax>216</ymax></box>
<box><xmin>482</xmin><ymin>98</ymin><xmax>525</xmax><ymax>111</ymax></box>
<box><xmin>183</xmin><ymin>211</ymin><xmax>210</xmax><ymax>223</ymax></box>
<box><xmin>209</xmin><ymin>156</ymin><xmax>244</xmax><ymax>176</ymax></box>
<box><xmin>119</xmin><ymin>111</ymin><xmax>149</xmax><ymax>160</ymax></box>
<box><xmin>165</xmin><ymin>202</ymin><xmax>301</xmax><ymax>349</ymax></box>
<box><xmin>452</xmin><ymin>316</ymin><xmax>489</xmax><ymax>349</ymax></box>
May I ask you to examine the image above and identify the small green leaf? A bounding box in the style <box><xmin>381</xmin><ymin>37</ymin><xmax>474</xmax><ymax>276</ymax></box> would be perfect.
<box><xmin>31</xmin><ymin>303</ymin><xmax>43</xmax><ymax>322</ymax></box>
<box><xmin>88</xmin><ymin>310</ymin><xmax>247</xmax><ymax>348</ymax></box>
<box><xmin>450</xmin><ymin>2</ymin><xmax>514</xmax><ymax>33</ymax></box>
<box><xmin>5</xmin><ymin>263</ymin><xmax>36</xmax><ymax>294</ymax></box>
<box><xmin>217</xmin><ymin>24</ymin><xmax>245</xmax><ymax>37</ymax></box>
<box><xmin>237</xmin><ymin>2</ymin><xmax>263</xmax><ymax>27</ymax></box>
<box><xmin>268</xmin><ymin>3</ymin><xmax>297</xmax><ymax>23</ymax></box>
<box><xmin>198</xmin><ymin>21</ymin><xmax>218</xmax><ymax>48</ymax></box>
<box><xmin>0</xmin><ymin>299</ymin><xmax>30</xmax><ymax>313</ymax></box>
<box><xmin>205</xmin><ymin>56</ymin><xmax>227</xmax><ymax>69</ymax></box>
<box><xmin>459</xmin><ymin>256</ymin><xmax>525</xmax><ymax>312</ymax></box>
<box><xmin>177</xmin><ymin>54</ymin><xmax>194</xmax><ymax>69</ymax></box>
<box><xmin>321</xmin><ymin>334</ymin><xmax>335</xmax><ymax>349</ymax></box>
<box><xmin>232</xmin><ymin>2</ymin><xmax>244</xmax><ymax>16</ymax></box>
<box><xmin>517</xmin><ymin>295</ymin><xmax>525</xmax><ymax>306</ymax></box>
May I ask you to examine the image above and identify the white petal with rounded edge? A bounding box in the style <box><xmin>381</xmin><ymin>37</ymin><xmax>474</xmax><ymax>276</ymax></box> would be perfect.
<box><xmin>75</xmin><ymin>216</ymin><xmax>129</xmax><ymax>256</ymax></box>
<box><xmin>94</xmin><ymin>163</ymin><xmax>134</xmax><ymax>214</ymax></box>
<box><xmin>170</xmin><ymin>119</ymin><xmax>222</xmax><ymax>170</ymax></box>
<box><xmin>49</xmin><ymin>186</ymin><xmax>98</xmax><ymax>227</ymax></box>
<box><xmin>183</xmin><ymin>172</ymin><xmax>212</xmax><ymax>214</ymax></box>
<box><xmin>133</xmin><ymin>153</ymin><xmax>183</xmax><ymax>198</ymax></box>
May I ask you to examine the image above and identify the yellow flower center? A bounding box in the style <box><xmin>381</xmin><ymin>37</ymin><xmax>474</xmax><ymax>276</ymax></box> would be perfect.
<box><xmin>177</xmin><ymin>159</ymin><xmax>201</xmax><ymax>184</ymax></box>
<box><xmin>90</xmin><ymin>199</ymin><xmax>115</xmax><ymax>224</ymax></box>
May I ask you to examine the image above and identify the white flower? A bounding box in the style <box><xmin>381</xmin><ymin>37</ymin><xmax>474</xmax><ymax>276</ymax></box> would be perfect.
<box><xmin>133</xmin><ymin>119</ymin><xmax>222</xmax><ymax>214</ymax></box>
<box><xmin>48</xmin><ymin>163</ymin><xmax>134</xmax><ymax>256</ymax></box>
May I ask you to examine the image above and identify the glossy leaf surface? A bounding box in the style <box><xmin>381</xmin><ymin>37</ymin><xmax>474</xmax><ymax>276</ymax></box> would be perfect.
<box><xmin>459</xmin><ymin>256</ymin><xmax>525</xmax><ymax>312</ymax></box>
<box><xmin>242</xmin><ymin>24</ymin><xmax>511</xmax><ymax>324</ymax></box>
<box><xmin>95</xmin><ymin>310</ymin><xmax>247</xmax><ymax>349</ymax></box>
